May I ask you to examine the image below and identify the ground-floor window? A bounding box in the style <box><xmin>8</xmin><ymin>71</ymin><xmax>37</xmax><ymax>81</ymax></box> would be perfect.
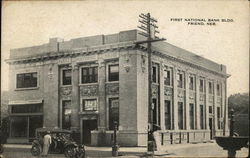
<box><xmin>164</xmin><ymin>100</ymin><xmax>171</xmax><ymax>130</ymax></box>
<box><xmin>10</xmin><ymin>116</ymin><xmax>43</xmax><ymax>139</ymax></box>
<box><xmin>62</xmin><ymin>100</ymin><xmax>71</xmax><ymax>130</ymax></box>
<box><xmin>217</xmin><ymin>107</ymin><xmax>221</xmax><ymax>129</ymax></box>
<box><xmin>189</xmin><ymin>103</ymin><xmax>194</xmax><ymax>129</ymax></box>
<box><xmin>200</xmin><ymin>104</ymin><xmax>205</xmax><ymax>129</ymax></box>
<box><xmin>109</xmin><ymin>98</ymin><xmax>119</xmax><ymax>130</ymax></box>
<box><xmin>178</xmin><ymin>102</ymin><xmax>184</xmax><ymax>130</ymax></box>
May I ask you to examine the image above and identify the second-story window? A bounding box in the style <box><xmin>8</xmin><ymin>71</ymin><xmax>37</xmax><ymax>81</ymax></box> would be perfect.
<box><xmin>81</xmin><ymin>67</ymin><xmax>98</xmax><ymax>84</ymax></box>
<box><xmin>62</xmin><ymin>69</ymin><xmax>72</xmax><ymax>85</ymax></box>
<box><xmin>217</xmin><ymin>83</ymin><xmax>221</xmax><ymax>96</ymax></box>
<box><xmin>189</xmin><ymin>76</ymin><xmax>195</xmax><ymax>90</ymax></box>
<box><xmin>209</xmin><ymin>81</ymin><xmax>213</xmax><ymax>94</ymax></box>
<box><xmin>108</xmin><ymin>64</ymin><xmax>119</xmax><ymax>82</ymax></box>
<box><xmin>164</xmin><ymin>68</ymin><xmax>172</xmax><ymax>86</ymax></box>
<box><xmin>199</xmin><ymin>79</ymin><xmax>205</xmax><ymax>93</ymax></box>
<box><xmin>177</xmin><ymin>72</ymin><xmax>184</xmax><ymax>88</ymax></box>
<box><xmin>16</xmin><ymin>72</ymin><xmax>38</xmax><ymax>88</ymax></box>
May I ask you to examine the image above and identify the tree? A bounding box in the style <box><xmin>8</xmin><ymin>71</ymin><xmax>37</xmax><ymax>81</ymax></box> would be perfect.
<box><xmin>228</xmin><ymin>92</ymin><xmax>249</xmax><ymax>114</ymax></box>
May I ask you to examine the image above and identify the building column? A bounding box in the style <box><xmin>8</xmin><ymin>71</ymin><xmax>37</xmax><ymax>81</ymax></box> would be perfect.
<box><xmin>159</xmin><ymin>63</ymin><xmax>165</xmax><ymax>130</ymax></box>
<box><xmin>98</xmin><ymin>60</ymin><xmax>106</xmax><ymax>130</ymax></box>
<box><xmin>205</xmin><ymin>79</ymin><xmax>210</xmax><ymax>130</ymax></box>
<box><xmin>213</xmin><ymin>81</ymin><xmax>218</xmax><ymax>134</ymax></box>
<box><xmin>185</xmin><ymin>71</ymin><xmax>190</xmax><ymax>130</ymax></box>
<box><xmin>195</xmin><ymin>75</ymin><xmax>200</xmax><ymax>129</ymax></box>
<box><xmin>173</xmin><ymin>67</ymin><xmax>178</xmax><ymax>130</ymax></box>
<box><xmin>222</xmin><ymin>80</ymin><xmax>228</xmax><ymax>135</ymax></box>
<box><xmin>71</xmin><ymin>63</ymin><xmax>80</xmax><ymax>131</ymax></box>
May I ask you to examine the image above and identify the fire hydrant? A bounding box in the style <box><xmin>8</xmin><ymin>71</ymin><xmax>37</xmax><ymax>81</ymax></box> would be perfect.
<box><xmin>112</xmin><ymin>121</ymin><xmax>119</xmax><ymax>157</ymax></box>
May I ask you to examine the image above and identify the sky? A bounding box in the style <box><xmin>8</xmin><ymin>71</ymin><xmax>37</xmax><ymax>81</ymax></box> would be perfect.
<box><xmin>1</xmin><ymin>0</ymin><xmax>249</xmax><ymax>96</ymax></box>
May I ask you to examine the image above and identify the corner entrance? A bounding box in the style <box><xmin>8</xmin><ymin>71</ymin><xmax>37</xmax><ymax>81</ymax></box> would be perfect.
<box><xmin>82</xmin><ymin>120</ymin><xmax>97</xmax><ymax>145</ymax></box>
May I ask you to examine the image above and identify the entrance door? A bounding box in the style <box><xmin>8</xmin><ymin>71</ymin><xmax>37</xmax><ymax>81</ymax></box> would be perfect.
<box><xmin>209</xmin><ymin>118</ymin><xmax>213</xmax><ymax>139</ymax></box>
<box><xmin>82</xmin><ymin>120</ymin><xmax>97</xmax><ymax>145</ymax></box>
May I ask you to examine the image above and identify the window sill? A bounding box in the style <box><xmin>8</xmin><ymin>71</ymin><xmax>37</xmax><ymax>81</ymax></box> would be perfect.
<box><xmin>105</xmin><ymin>81</ymin><xmax>119</xmax><ymax>84</ymax></box>
<box><xmin>15</xmin><ymin>87</ymin><xmax>39</xmax><ymax>91</ymax></box>
<box><xmin>79</xmin><ymin>83</ymin><xmax>99</xmax><ymax>86</ymax></box>
<box><xmin>79</xmin><ymin>111</ymin><xmax>99</xmax><ymax>115</ymax></box>
<box><xmin>60</xmin><ymin>85</ymin><xmax>72</xmax><ymax>88</ymax></box>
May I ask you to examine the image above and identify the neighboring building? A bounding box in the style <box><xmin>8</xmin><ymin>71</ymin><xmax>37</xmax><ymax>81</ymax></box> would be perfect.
<box><xmin>5</xmin><ymin>30</ymin><xmax>229</xmax><ymax>146</ymax></box>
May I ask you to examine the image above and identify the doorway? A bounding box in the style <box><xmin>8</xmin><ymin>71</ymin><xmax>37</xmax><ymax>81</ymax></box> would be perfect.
<box><xmin>82</xmin><ymin>120</ymin><xmax>97</xmax><ymax>145</ymax></box>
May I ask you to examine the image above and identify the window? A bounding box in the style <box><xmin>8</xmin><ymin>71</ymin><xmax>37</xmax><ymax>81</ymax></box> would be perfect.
<box><xmin>217</xmin><ymin>84</ymin><xmax>221</xmax><ymax>96</ymax></box>
<box><xmin>16</xmin><ymin>72</ymin><xmax>37</xmax><ymax>88</ymax></box>
<box><xmin>109</xmin><ymin>98</ymin><xmax>119</xmax><ymax>130</ymax></box>
<box><xmin>165</xmin><ymin>100</ymin><xmax>171</xmax><ymax>130</ymax></box>
<box><xmin>209</xmin><ymin>82</ymin><xmax>213</xmax><ymax>94</ymax></box>
<box><xmin>82</xmin><ymin>99</ymin><xmax>97</xmax><ymax>111</ymax></box>
<box><xmin>200</xmin><ymin>104</ymin><xmax>205</xmax><ymax>129</ymax></box>
<box><xmin>62</xmin><ymin>100</ymin><xmax>71</xmax><ymax>129</ymax></box>
<box><xmin>108</xmin><ymin>65</ymin><xmax>119</xmax><ymax>82</ymax></box>
<box><xmin>178</xmin><ymin>102</ymin><xmax>184</xmax><ymax>130</ymax></box>
<box><xmin>199</xmin><ymin>79</ymin><xmax>205</xmax><ymax>93</ymax></box>
<box><xmin>217</xmin><ymin>107</ymin><xmax>221</xmax><ymax>129</ymax></box>
<box><xmin>164</xmin><ymin>69</ymin><xmax>172</xmax><ymax>86</ymax></box>
<box><xmin>62</xmin><ymin>69</ymin><xmax>72</xmax><ymax>85</ymax></box>
<box><xmin>81</xmin><ymin>67</ymin><xmax>98</xmax><ymax>84</ymax></box>
<box><xmin>177</xmin><ymin>72</ymin><xmax>184</xmax><ymax>88</ymax></box>
<box><xmin>189</xmin><ymin>103</ymin><xmax>194</xmax><ymax>129</ymax></box>
<box><xmin>11</xmin><ymin>104</ymin><xmax>42</xmax><ymax>113</ymax></box>
<box><xmin>209</xmin><ymin>106</ymin><xmax>213</xmax><ymax>114</ymax></box>
<box><xmin>152</xmin><ymin>66</ymin><xmax>157</xmax><ymax>83</ymax></box>
<box><xmin>189</xmin><ymin>76</ymin><xmax>195</xmax><ymax>90</ymax></box>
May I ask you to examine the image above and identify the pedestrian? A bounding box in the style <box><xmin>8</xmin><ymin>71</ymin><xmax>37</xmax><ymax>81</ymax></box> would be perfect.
<box><xmin>42</xmin><ymin>131</ymin><xmax>52</xmax><ymax>157</ymax></box>
<box><xmin>153</xmin><ymin>125</ymin><xmax>162</xmax><ymax>151</ymax></box>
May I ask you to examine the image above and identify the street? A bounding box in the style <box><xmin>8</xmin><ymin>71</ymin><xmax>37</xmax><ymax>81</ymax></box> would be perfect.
<box><xmin>0</xmin><ymin>142</ymin><xmax>248</xmax><ymax>158</ymax></box>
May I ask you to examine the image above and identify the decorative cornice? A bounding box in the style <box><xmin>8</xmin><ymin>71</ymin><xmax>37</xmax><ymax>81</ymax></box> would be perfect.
<box><xmin>6</xmin><ymin>41</ymin><xmax>135</xmax><ymax>64</ymax></box>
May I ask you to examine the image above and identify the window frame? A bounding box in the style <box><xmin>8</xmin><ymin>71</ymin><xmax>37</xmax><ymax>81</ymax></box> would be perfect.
<box><xmin>81</xmin><ymin>98</ymin><xmax>98</xmax><ymax>111</ymax></box>
<box><xmin>189</xmin><ymin>75</ymin><xmax>195</xmax><ymax>90</ymax></box>
<box><xmin>108</xmin><ymin>97</ymin><xmax>119</xmax><ymax>130</ymax></box>
<box><xmin>107</xmin><ymin>64</ymin><xmax>119</xmax><ymax>82</ymax></box>
<box><xmin>61</xmin><ymin>68</ymin><xmax>72</xmax><ymax>86</ymax></box>
<box><xmin>177</xmin><ymin>71</ymin><xmax>185</xmax><ymax>88</ymax></box>
<box><xmin>216</xmin><ymin>83</ymin><xmax>221</xmax><ymax>96</ymax></box>
<box><xmin>80</xmin><ymin>65</ymin><xmax>98</xmax><ymax>84</ymax></box>
<box><xmin>199</xmin><ymin>78</ymin><xmax>205</xmax><ymax>93</ymax></box>
<box><xmin>164</xmin><ymin>67</ymin><xmax>172</xmax><ymax>86</ymax></box>
<box><xmin>15</xmin><ymin>71</ymin><xmax>39</xmax><ymax>90</ymax></box>
<box><xmin>208</xmin><ymin>81</ymin><xmax>213</xmax><ymax>94</ymax></box>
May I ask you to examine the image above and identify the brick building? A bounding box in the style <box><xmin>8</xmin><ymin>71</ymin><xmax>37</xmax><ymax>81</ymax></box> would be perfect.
<box><xmin>4</xmin><ymin>30</ymin><xmax>229</xmax><ymax>146</ymax></box>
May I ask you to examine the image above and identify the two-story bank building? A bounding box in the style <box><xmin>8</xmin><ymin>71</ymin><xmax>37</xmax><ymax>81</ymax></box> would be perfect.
<box><xmin>5</xmin><ymin>30</ymin><xmax>229</xmax><ymax>146</ymax></box>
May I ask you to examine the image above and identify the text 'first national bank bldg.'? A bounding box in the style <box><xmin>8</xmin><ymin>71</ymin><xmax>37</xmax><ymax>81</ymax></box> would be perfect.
<box><xmin>5</xmin><ymin>30</ymin><xmax>229</xmax><ymax>146</ymax></box>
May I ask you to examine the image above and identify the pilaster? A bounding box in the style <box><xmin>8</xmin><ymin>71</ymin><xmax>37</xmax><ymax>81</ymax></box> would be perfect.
<box><xmin>71</xmin><ymin>63</ymin><xmax>80</xmax><ymax>131</ymax></box>
<box><xmin>213</xmin><ymin>82</ymin><xmax>218</xmax><ymax>132</ymax></box>
<box><xmin>205</xmin><ymin>79</ymin><xmax>210</xmax><ymax>130</ymax></box>
<box><xmin>159</xmin><ymin>63</ymin><xmax>165</xmax><ymax>130</ymax></box>
<box><xmin>173</xmin><ymin>67</ymin><xmax>178</xmax><ymax>130</ymax></box>
<box><xmin>195</xmin><ymin>75</ymin><xmax>200</xmax><ymax>129</ymax></box>
<box><xmin>185</xmin><ymin>71</ymin><xmax>190</xmax><ymax>130</ymax></box>
<box><xmin>98</xmin><ymin>60</ymin><xmax>106</xmax><ymax>130</ymax></box>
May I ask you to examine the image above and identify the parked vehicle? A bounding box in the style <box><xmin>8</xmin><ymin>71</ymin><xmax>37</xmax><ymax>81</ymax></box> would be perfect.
<box><xmin>31</xmin><ymin>128</ymin><xmax>85</xmax><ymax>158</ymax></box>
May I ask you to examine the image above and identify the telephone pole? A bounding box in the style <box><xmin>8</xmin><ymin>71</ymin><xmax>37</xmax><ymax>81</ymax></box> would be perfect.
<box><xmin>135</xmin><ymin>13</ymin><xmax>166</xmax><ymax>152</ymax></box>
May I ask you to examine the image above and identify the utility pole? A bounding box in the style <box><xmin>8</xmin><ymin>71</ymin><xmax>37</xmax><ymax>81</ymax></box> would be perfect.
<box><xmin>135</xmin><ymin>13</ymin><xmax>166</xmax><ymax>152</ymax></box>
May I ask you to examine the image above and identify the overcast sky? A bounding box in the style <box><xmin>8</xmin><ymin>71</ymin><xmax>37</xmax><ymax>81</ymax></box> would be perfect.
<box><xmin>1</xmin><ymin>0</ymin><xmax>249</xmax><ymax>95</ymax></box>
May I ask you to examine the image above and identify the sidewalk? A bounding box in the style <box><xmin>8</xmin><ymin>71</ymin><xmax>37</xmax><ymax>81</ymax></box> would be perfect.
<box><xmin>2</xmin><ymin>142</ymin><xmax>249</xmax><ymax>158</ymax></box>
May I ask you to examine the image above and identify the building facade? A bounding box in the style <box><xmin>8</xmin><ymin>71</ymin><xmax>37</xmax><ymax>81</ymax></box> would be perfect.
<box><xmin>4</xmin><ymin>30</ymin><xmax>229</xmax><ymax>146</ymax></box>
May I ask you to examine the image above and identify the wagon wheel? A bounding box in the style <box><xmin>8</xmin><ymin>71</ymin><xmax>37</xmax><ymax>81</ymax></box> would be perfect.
<box><xmin>31</xmin><ymin>144</ymin><xmax>41</xmax><ymax>156</ymax></box>
<box><xmin>64</xmin><ymin>146</ymin><xmax>76</xmax><ymax>158</ymax></box>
